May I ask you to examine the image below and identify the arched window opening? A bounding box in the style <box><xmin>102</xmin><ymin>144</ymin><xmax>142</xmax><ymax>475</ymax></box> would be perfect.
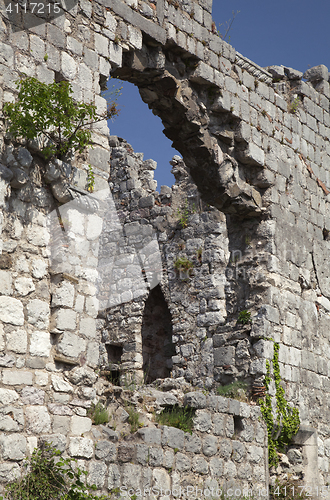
<box><xmin>141</xmin><ymin>285</ymin><xmax>175</xmax><ymax>383</ymax></box>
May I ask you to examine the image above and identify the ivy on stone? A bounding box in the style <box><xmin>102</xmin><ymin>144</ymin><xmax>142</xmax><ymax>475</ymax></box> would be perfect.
<box><xmin>3</xmin><ymin>76</ymin><xmax>118</xmax><ymax>160</ymax></box>
<box><xmin>259</xmin><ymin>342</ymin><xmax>300</xmax><ymax>467</ymax></box>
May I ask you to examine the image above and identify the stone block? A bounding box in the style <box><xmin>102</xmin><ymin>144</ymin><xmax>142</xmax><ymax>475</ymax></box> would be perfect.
<box><xmin>27</xmin><ymin>299</ymin><xmax>50</xmax><ymax>329</ymax></box>
<box><xmin>128</xmin><ymin>25</ymin><xmax>142</xmax><ymax>50</ymax></box>
<box><xmin>80</xmin><ymin>317</ymin><xmax>96</xmax><ymax>338</ymax></box>
<box><xmin>95</xmin><ymin>440</ymin><xmax>117</xmax><ymax>462</ymax></box>
<box><xmin>189</xmin><ymin>61</ymin><xmax>214</xmax><ymax>85</ymax></box>
<box><xmin>184</xmin><ymin>392</ymin><xmax>206</xmax><ymax>409</ymax></box>
<box><xmin>38</xmin><ymin>434</ymin><xmax>66</xmax><ymax>452</ymax></box>
<box><xmin>87</xmin><ymin>461</ymin><xmax>107</xmax><ymax>488</ymax></box>
<box><xmin>67</xmin><ymin>36</ymin><xmax>83</xmax><ymax>56</ymax></box>
<box><xmin>52</xmin><ymin>282</ymin><xmax>75</xmax><ymax>308</ymax></box>
<box><xmin>86</xmin><ymin>341</ymin><xmax>99</xmax><ymax>367</ymax></box>
<box><xmin>0</xmin><ymin>414</ymin><xmax>19</xmax><ymax>432</ymax></box>
<box><xmin>21</xmin><ymin>387</ymin><xmax>45</xmax><ymax>405</ymax></box>
<box><xmin>162</xmin><ymin>426</ymin><xmax>185</xmax><ymax>450</ymax></box>
<box><xmin>48</xmin><ymin>404</ymin><xmax>73</xmax><ymax>416</ymax></box>
<box><xmin>152</xmin><ymin>467</ymin><xmax>170</xmax><ymax>491</ymax></box>
<box><xmin>61</xmin><ymin>51</ymin><xmax>77</xmax><ymax>80</ymax></box>
<box><xmin>136</xmin><ymin>444</ymin><xmax>149</xmax><ymax>465</ymax></box>
<box><xmin>184</xmin><ymin>432</ymin><xmax>201</xmax><ymax>453</ymax></box>
<box><xmin>0</xmin><ymin>354</ymin><xmax>15</xmax><ymax>367</ymax></box>
<box><xmin>0</xmin><ymin>42</ymin><xmax>14</xmax><ymax>66</ymax></box>
<box><xmin>6</xmin><ymin>329</ymin><xmax>27</xmax><ymax>353</ymax></box>
<box><xmin>71</xmin><ymin>415</ymin><xmax>92</xmax><ymax>435</ymax></box>
<box><xmin>214</xmin><ymin>346</ymin><xmax>235</xmax><ymax>367</ymax></box>
<box><xmin>193</xmin><ymin>410</ymin><xmax>212</xmax><ymax>432</ymax></box>
<box><xmin>51</xmin><ymin>374</ymin><xmax>74</xmax><ymax>393</ymax></box>
<box><xmin>69</xmin><ymin>437</ymin><xmax>94</xmax><ymax>458</ymax></box>
<box><xmin>138</xmin><ymin>427</ymin><xmax>161</xmax><ymax>445</ymax></box>
<box><xmin>0</xmin><ymin>388</ymin><xmax>19</xmax><ymax>405</ymax></box>
<box><xmin>0</xmin><ymin>434</ymin><xmax>26</xmax><ymax>460</ymax></box>
<box><xmin>192</xmin><ymin>456</ymin><xmax>209</xmax><ymax>474</ymax></box>
<box><xmin>31</xmin><ymin>258</ymin><xmax>48</xmax><ymax>279</ymax></box>
<box><xmin>175</xmin><ymin>452</ymin><xmax>191</xmax><ymax>472</ymax></box>
<box><xmin>209</xmin><ymin>457</ymin><xmax>224</xmax><ymax>477</ymax></box>
<box><xmin>25</xmin><ymin>406</ymin><xmax>51</xmax><ymax>434</ymax></box>
<box><xmin>0</xmin><ymin>296</ymin><xmax>24</xmax><ymax>325</ymax></box>
<box><xmin>107</xmin><ymin>463</ymin><xmax>120</xmax><ymax>490</ymax></box>
<box><xmin>54</xmin><ymin>308</ymin><xmax>77</xmax><ymax>331</ymax></box>
<box><xmin>238</xmin><ymin>143</ymin><xmax>265</xmax><ymax>167</ymax></box>
<box><xmin>303</xmin><ymin>64</ymin><xmax>329</xmax><ymax>82</ymax></box>
<box><xmin>203</xmin><ymin>435</ymin><xmax>218</xmax><ymax>456</ymax></box>
<box><xmin>149</xmin><ymin>447</ymin><xmax>163</xmax><ymax>467</ymax></box>
<box><xmin>118</xmin><ymin>443</ymin><xmax>136</xmax><ymax>462</ymax></box>
<box><xmin>3</xmin><ymin>370</ymin><xmax>33</xmax><ymax>386</ymax></box>
<box><xmin>53</xmin><ymin>415</ymin><xmax>70</xmax><ymax>434</ymax></box>
<box><xmin>0</xmin><ymin>270</ymin><xmax>12</xmax><ymax>295</ymax></box>
<box><xmin>67</xmin><ymin>366</ymin><xmax>97</xmax><ymax>386</ymax></box>
<box><xmin>30</xmin><ymin>330</ymin><xmax>52</xmax><ymax>357</ymax></box>
<box><xmin>228</xmin><ymin>399</ymin><xmax>240</xmax><ymax>416</ymax></box>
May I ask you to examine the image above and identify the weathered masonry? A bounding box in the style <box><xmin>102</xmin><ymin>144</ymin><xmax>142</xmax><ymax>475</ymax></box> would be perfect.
<box><xmin>1</xmin><ymin>0</ymin><xmax>330</xmax><ymax>495</ymax></box>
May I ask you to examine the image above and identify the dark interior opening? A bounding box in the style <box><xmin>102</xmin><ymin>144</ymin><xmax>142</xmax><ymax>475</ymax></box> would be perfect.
<box><xmin>106</xmin><ymin>344</ymin><xmax>123</xmax><ymax>364</ymax></box>
<box><xmin>234</xmin><ymin>415</ymin><xmax>244</xmax><ymax>434</ymax></box>
<box><xmin>105</xmin><ymin>344</ymin><xmax>123</xmax><ymax>386</ymax></box>
<box><xmin>141</xmin><ymin>285</ymin><xmax>175</xmax><ymax>383</ymax></box>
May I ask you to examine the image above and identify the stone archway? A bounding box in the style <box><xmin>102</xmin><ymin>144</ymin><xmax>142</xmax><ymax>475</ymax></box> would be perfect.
<box><xmin>112</xmin><ymin>42</ymin><xmax>268</xmax><ymax>218</ymax></box>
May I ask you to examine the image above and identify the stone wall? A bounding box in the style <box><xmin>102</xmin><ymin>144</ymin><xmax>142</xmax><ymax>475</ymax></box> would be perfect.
<box><xmin>1</xmin><ymin>0</ymin><xmax>330</xmax><ymax>492</ymax></box>
<box><xmin>0</xmin><ymin>381</ymin><xmax>268</xmax><ymax>497</ymax></box>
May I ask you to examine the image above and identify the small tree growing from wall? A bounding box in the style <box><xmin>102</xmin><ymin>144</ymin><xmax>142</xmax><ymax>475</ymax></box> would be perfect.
<box><xmin>2</xmin><ymin>76</ymin><xmax>120</xmax><ymax>160</ymax></box>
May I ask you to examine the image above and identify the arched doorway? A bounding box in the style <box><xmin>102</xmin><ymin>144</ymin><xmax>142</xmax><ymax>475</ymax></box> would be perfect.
<box><xmin>141</xmin><ymin>285</ymin><xmax>175</xmax><ymax>383</ymax></box>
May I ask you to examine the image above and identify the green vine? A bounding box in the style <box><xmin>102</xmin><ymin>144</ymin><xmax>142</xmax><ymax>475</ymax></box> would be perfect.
<box><xmin>87</xmin><ymin>164</ymin><xmax>95</xmax><ymax>193</ymax></box>
<box><xmin>259</xmin><ymin>342</ymin><xmax>300</xmax><ymax>467</ymax></box>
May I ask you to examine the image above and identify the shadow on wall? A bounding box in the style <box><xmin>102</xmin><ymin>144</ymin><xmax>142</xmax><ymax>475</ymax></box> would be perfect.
<box><xmin>141</xmin><ymin>284</ymin><xmax>175</xmax><ymax>383</ymax></box>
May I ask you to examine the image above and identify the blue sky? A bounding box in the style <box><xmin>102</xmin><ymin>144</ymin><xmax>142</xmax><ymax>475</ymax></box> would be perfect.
<box><xmin>108</xmin><ymin>0</ymin><xmax>330</xmax><ymax>190</ymax></box>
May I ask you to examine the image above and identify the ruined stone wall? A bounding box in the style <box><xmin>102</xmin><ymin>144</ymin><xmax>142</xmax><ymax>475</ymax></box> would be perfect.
<box><xmin>1</xmin><ymin>0</ymin><xmax>330</xmax><ymax>492</ymax></box>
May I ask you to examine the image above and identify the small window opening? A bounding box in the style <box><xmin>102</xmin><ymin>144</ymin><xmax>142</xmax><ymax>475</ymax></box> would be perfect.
<box><xmin>106</xmin><ymin>344</ymin><xmax>123</xmax><ymax>386</ymax></box>
<box><xmin>234</xmin><ymin>415</ymin><xmax>244</xmax><ymax>434</ymax></box>
<box><xmin>323</xmin><ymin>228</ymin><xmax>330</xmax><ymax>241</ymax></box>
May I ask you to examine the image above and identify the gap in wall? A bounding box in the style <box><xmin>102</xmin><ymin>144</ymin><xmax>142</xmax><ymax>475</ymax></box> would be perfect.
<box><xmin>105</xmin><ymin>78</ymin><xmax>179</xmax><ymax>190</ymax></box>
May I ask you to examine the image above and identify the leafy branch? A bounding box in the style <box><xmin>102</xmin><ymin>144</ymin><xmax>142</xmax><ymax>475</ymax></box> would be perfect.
<box><xmin>217</xmin><ymin>10</ymin><xmax>240</xmax><ymax>42</ymax></box>
<box><xmin>2</xmin><ymin>76</ymin><xmax>120</xmax><ymax>160</ymax></box>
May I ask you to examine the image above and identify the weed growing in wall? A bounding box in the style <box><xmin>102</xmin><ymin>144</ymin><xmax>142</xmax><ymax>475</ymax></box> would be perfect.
<box><xmin>87</xmin><ymin>401</ymin><xmax>109</xmax><ymax>425</ymax></box>
<box><xmin>217</xmin><ymin>381</ymin><xmax>249</xmax><ymax>401</ymax></box>
<box><xmin>3</xmin><ymin>76</ymin><xmax>119</xmax><ymax>160</ymax></box>
<box><xmin>125</xmin><ymin>403</ymin><xmax>143</xmax><ymax>433</ymax></box>
<box><xmin>155</xmin><ymin>406</ymin><xmax>195</xmax><ymax>433</ymax></box>
<box><xmin>174</xmin><ymin>256</ymin><xmax>193</xmax><ymax>273</ymax></box>
<box><xmin>0</xmin><ymin>443</ymin><xmax>106</xmax><ymax>500</ymax></box>
<box><xmin>290</xmin><ymin>96</ymin><xmax>300</xmax><ymax>114</ymax></box>
<box><xmin>177</xmin><ymin>199</ymin><xmax>189</xmax><ymax>228</ymax></box>
<box><xmin>237</xmin><ymin>310</ymin><xmax>252</xmax><ymax>325</ymax></box>
<box><xmin>259</xmin><ymin>342</ymin><xmax>300</xmax><ymax>467</ymax></box>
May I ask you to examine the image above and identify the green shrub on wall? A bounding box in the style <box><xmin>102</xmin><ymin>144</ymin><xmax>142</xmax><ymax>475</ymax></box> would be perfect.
<box><xmin>3</xmin><ymin>76</ymin><xmax>119</xmax><ymax>161</ymax></box>
<box><xmin>0</xmin><ymin>443</ymin><xmax>107</xmax><ymax>500</ymax></box>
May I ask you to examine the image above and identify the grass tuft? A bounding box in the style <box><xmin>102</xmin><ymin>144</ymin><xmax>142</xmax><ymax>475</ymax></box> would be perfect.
<box><xmin>156</xmin><ymin>406</ymin><xmax>195</xmax><ymax>433</ymax></box>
